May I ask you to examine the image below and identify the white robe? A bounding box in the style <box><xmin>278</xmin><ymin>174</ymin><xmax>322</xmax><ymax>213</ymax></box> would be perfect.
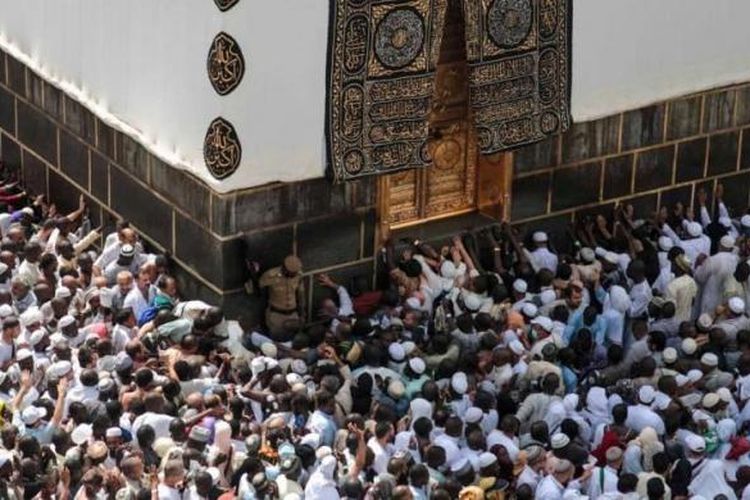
<box><xmin>695</xmin><ymin>250</ymin><xmax>739</xmax><ymax>314</ymax></box>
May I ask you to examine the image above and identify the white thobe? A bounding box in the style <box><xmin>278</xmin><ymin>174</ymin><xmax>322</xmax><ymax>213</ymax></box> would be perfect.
<box><xmin>695</xmin><ymin>251</ymin><xmax>739</xmax><ymax>314</ymax></box>
<box><xmin>625</xmin><ymin>404</ymin><xmax>665</xmax><ymax>435</ymax></box>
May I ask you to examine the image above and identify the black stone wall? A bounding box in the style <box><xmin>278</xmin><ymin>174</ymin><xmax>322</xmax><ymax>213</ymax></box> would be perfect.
<box><xmin>0</xmin><ymin>50</ymin><xmax>377</xmax><ymax>319</ymax></box>
<box><xmin>511</xmin><ymin>85</ymin><xmax>750</xmax><ymax>254</ymax></box>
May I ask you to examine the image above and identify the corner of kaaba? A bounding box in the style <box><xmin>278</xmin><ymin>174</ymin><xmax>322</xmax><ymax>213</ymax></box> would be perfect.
<box><xmin>1</xmin><ymin>1</ymin><xmax>750</xmax><ymax>498</ymax></box>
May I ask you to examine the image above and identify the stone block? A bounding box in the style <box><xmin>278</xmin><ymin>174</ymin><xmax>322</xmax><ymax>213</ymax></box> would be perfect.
<box><xmin>43</xmin><ymin>82</ymin><xmax>63</xmax><ymax>121</ymax></box>
<box><xmin>735</xmin><ymin>85</ymin><xmax>750</xmax><ymax>126</ymax></box>
<box><xmin>311</xmin><ymin>260</ymin><xmax>374</xmax><ymax>313</ymax></box>
<box><xmin>1</xmin><ymin>134</ymin><xmax>22</xmax><ymax>175</ymax></box>
<box><xmin>362</xmin><ymin>208</ymin><xmax>376</xmax><ymax>260</ymax></box>
<box><xmin>0</xmin><ymin>50</ymin><xmax>5</xmax><ymax>86</ymax></box>
<box><xmin>115</xmin><ymin>134</ymin><xmax>148</xmax><ymax>180</ymax></box>
<box><xmin>150</xmin><ymin>156</ymin><xmax>210</xmax><ymax>226</ymax></box>
<box><xmin>171</xmin><ymin>264</ymin><xmax>223</xmax><ymax>310</ymax></box>
<box><xmin>352</xmin><ymin>177</ymin><xmax>376</xmax><ymax>207</ymax></box>
<box><xmin>90</xmin><ymin>151</ymin><xmax>109</xmax><ymax>203</ymax></box>
<box><xmin>721</xmin><ymin>172</ymin><xmax>750</xmax><ymax>213</ymax></box>
<box><xmin>244</xmin><ymin>225</ymin><xmax>295</xmax><ymax>272</ymax></box>
<box><xmin>551</xmin><ymin>161</ymin><xmax>601</xmax><ymax>211</ymax></box>
<box><xmin>26</xmin><ymin>71</ymin><xmax>43</xmax><ymax>109</ymax></box>
<box><xmin>59</xmin><ymin>130</ymin><xmax>89</xmax><ymax>188</ymax></box>
<box><xmin>659</xmin><ymin>185</ymin><xmax>692</xmax><ymax>211</ymax></box>
<box><xmin>622</xmin><ymin>104</ymin><xmax>665</xmax><ymax>151</ymax></box>
<box><xmin>174</xmin><ymin>212</ymin><xmax>246</xmax><ymax>290</ymax></box>
<box><xmin>512</xmin><ymin>213</ymin><xmax>573</xmax><ymax>255</ymax></box>
<box><xmin>514</xmin><ymin>135</ymin><xmax>559</xmax><ymax>174</ymax></box>
<box><xmin>676</xmin><ymin>138</ymin><xmax>706</xmax><ymax>182</ymax></box>
<box><xmin>63</xmin><ymin>96</ymin><xmax>96</xmax><ymax>146</ymax></box>
<box><xmin>703</xmin><ymin>89</ymin><xmax>736</xmax><ymax>133</ymax></box>
<box><xmin>561</xmin><ymin>115</ymin><xmax>620</xmax><ymax>164</ymax></box>
<box><xmin>5</xmin><ymin>55</ymin><xmax>25</xmax><ymax>95</ymax></box>
<box><xmin>602</xmin><ymin>154</ymin><xmax>633</xmax><ymax>200</ymax></box>
<box><xmin>296</xmin><ymin>212</ymin><xmax>363</xmax><ymax>271</ymax></box>
<box><xmin>0</xmin><ymin>86</ymin><xmax>14</xmax><ymax>136</ymax></box>
<box><xmin>48</xmin><ymin>168</ymin><xmax>81</xmax><ymax>214</ymax></box>
<box><xmin>21</xmin><ymin>150</ymin><xmax>47</xmax><ymax>197</ymax></box>
<box><xmin>16</xmin><ymin>101</ymin><xmax>57</xmax><ymax>165</ymax></box>
<box><xmin>623</xmin><ymin>193</ymin><xmax>658</xmax><ymax>216</ymax></box>
<box><xmin>707</xmin><ymin>131</ymin><xmax>739</xmax><ymax>176</ymax></box>
<box><xmin>109</xmin><ymin>167</ymin><xmax>172</xmax><ymax>250</ymax></box>
<box><xmin>634</xmin><ymin>145</ymin><xmax>674</xmax><ymax>192</ymax></box>
<box><xmin>96</xmin><ymin>119</ymin><xmax>115</xmax><ymax>159</ymax></box>
<box><xmin>511</xmin><ymin>172</ymin><xmax>549</xmax><ymax>220</ymax></box>
<box><xmin>667</xmin><ymin>95</ymin><xmax>702</xmax><ymax>140</ymax></box>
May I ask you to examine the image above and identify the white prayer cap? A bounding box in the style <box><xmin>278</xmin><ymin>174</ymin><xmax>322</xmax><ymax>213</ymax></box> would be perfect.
<box><xmin>658</xmin><ymin>236</ymin><xmax>674</xmax><ymax>252</ymax></box>
<box><xmin>609</xmin><ymin>286</ymin><xmax>631</xmax><ymax>314</ymax></box>
<box><xmin>464</xmin><ymin>407</ymin><xmax>483</xmax><ymax>424</ymax></box>
<box><xmin>701</xmin><ymin>352</ymin><xmax>719</xmax><ymax>367</ymax></box>
<box><xmin>387</xmin><ymin>379</ymin><xmax>405</xmax><ymax>399</ymax></box>
<box><xmin>513</xmin><ymin>279</ymin><xmax>528</xmax><ymax>294</ymax></box>
<box><xmin>742</xmin><ymin>215</ymin><xmax>750</xmax><ymax>228</ymax></box>
<box><xmin>291</xmin><ymin>359</ymin><xmax>307</xmax><ymax>375</ymax></box>
<box><xmin>579</xmin><ymin>247</ymin><xmax>595</xmax><ymax>263</ymax></box>
<box><xmin>115</xmin><ymin>352</ymin><xmax>133</xmax><ymax>371</ymax></box>
<box><xmin>54</xmin><ymin>286</ymin><xmax>72</xmax><ymax>299</ymax></box>
<box><xmin>0</xmin><ymin>305</ymin><xmax>13</xmax><ymax>319</ymax></box>
<box><xmin>540</xmin><ymin>289</ymin><xmax>557</xmax><ymax>305</ymax></box>
<box><xmin>729</xmin><ymin>297</ymin><xmax>746</xmax><ymax>315</ymax></box>
<box><xmin>0</xmin><ymin>450</ymin><xmax>11</xmax><ymax>468</ymax></box>
<box><xmin>16</xmin><ymin>349</ymin><xmax>32</xmax><ymax>362</ymax></box>
<box><xmin>720</xmin><ymin>235</ymin><xmax>736</xmax><ymax>249</ymax></box>
<box><xmin>408</xmin><ymin>357</ymin><xmax>426</xmax><ymax>375</ymax></box>
<box><xmin>19</xmin><ymin>307</ymin><xmax>42</xmax><ymax>327</ymax></box>
<box><xmin>21</xmin><ymin>405</ymin><xmax>47</xmax><ymax>425</ymax></box>
<box><xmin>402</xmin><ymin>341</ymin><xmax>416</xmax><ymax>355</ymax></box>
<box><xmin>697</xmin><ymin>313</ymin><xmax>713</xmax><ymax>330</ymax></box>
<box><xmin>388</xmin><ymin>343</ymin><xmax>405</xmax><ymax>361</ymax></box>
<box><xmin>260</xmin><ymin>342</ymin><xmax>277</xmax><ymax>359</ymax></box>
<box><xmin>450</xmin><ymin>457</ymin><xmax>470</xmax><ymax>473</ymax></box>
<box><xmin>71</xmin><ymin>424</ymin><xmax>93</xmax><ymax>445</ymax></box>
<box><xmin>28</xmin><ymin>328</ymin><xmax>47</xmax><ymax>347</ymax></box>
<box><xmin>300</xmin><ymin>433</ymin><xmax>321</xmax><ymax>449</ymax></box>
<box><xmin>662</xmin><ymin>347</ymin><xmax>677</xmax><ymax>364</ymax></box>
<box><xmin>550</xmin><ymin>433</ymin><xmax>570</xmax><ymax>450</ymax></box>
<box><xmin>0</xmin><ymin>263</ymin><xmax>7</xmax><ymax>276</ymax></box>
<box><xmin>687</xmin><ymin>221</ymin><xmax>703</xmax><ymax>237</ymax></box>
<box><xmin>451</xmin><ymin>372</ymin><xmax>468</xmax><ymax>394</ymax></box>
<box><xmin>533</xmin><ymin>231</ymin><xmax>548</xmax><ymax>243</ymax></box>
<box><xmin>405</xmin><ymin>297</ymin><xmax>421</xmax><ymax>309</ymax></box>
<box><xmin>638</xmin><ymin>385</ymin><xmax>656</xmax><ymax>404</ymax></box>
<box><xmin>554</xmin><ymin>459</ymin><xmax>573</xmax><ymax>474</ymax></box>
<box><xmin>120</xmin><ymin>244</ymin><xmax>135</xmax><ymax>258</ymax></box>
<box><xmin>464</xmin><ymin>294</ymin><xmax>482</xmax><ymax>312</ymax></box>
<box><xmin>250</xmin><ymin>357</ymin><xmax>267</xmax><ymax>377</ymax></box>
<box><xmin>58</xmin><ymin>315</ymin><xmax>76</xmax><ymax>329</ymax></box>
<box><xmin>531</xmin><ymin>316</ymin><xmax>553</xmax><ymax>332</ymax></box>
<box><xmin>285</xmin><ymin>373</ymin><xmax>302</xmax><ymax>386</ymax></box>
<box><xmin>603</xmin><ymin>252</ymin><xmax>619</xmax><ymax>265</ymax></box>
<box><xmin>719</xmin><ymin>216</ymin><xmax>733</xmax><ymax>229</ymax></box>
<box><xmin>508</xmin><ymin>339</ymin><xmax>525</xmax><ymax>355</ymax></box>
<box><xmin>440</xmin><ymin>260</ymin><xmax>458</xmax><ymax>280</ymax></box>
<box><xmin>681</xmin><ymin>338</ymin><xmax>698</xmax><ymax>355</ymax></box>
<box><xmin>521</xmin><ymin>302</ymin><xmax>538</xmax><ymax>319</ymax></box>
<box><xmin>49</xmin><ymin>360</ymin><xmax>72</xmax><ymax>378</ymax></box>
<box><xmin>478</xmin><ymin>451</ymin><xmax>497</xmax><ymax>468</ymax></box>
<box><xmin>687</xmin><ymin>369</ymin><xmax>704</xmax><ymax>383</ymax></box>
<box><xmin>702</xmin><ymin>393</ymin><xmax>720</xmax><ymax>409</ymax></box>
<box><xmin>685</xmin><ymin>434</ymin><xmax>706</xmax><ymax>453</ymax></box>
<box><xmin>675</xmin><ymin>374</ymin><xmax>689</xmax><ymax>387</ymax></box>
<box><xmin>106</xmin><ymin>427</ymin><xmax>123</xmax><ymax>438</ymax></box>
<box><xmin>606</xmin><ymin>446</ymin><xmax>623</xmax><ymax>462</ymax></box>
<box><xmin>717</xmin><ymin>387</ymin><xmax>733</xmax><ymax>403</ymax></box>
<box><xmin>99</xmin><ymin>289</ymin><xmax>113</xmax><ymax>309</ymax></box>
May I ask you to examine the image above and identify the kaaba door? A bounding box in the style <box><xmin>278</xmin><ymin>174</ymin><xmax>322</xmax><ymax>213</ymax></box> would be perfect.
<box><xmin>378</xmin><ymin>0</ymin><xmax>512</xmax><ymax>233</ymax></box>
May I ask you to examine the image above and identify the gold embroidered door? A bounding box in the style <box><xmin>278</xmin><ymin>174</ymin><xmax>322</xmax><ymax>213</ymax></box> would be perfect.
<box><xmin>378</xmin><ymin>0</ymin><xmax>511</xmax><ymax>230</ymax></box>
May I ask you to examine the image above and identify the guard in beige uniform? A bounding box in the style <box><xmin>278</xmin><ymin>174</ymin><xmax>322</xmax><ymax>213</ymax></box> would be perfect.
<box><xmin>259</xmin><ymin>255</ymin><xmax>305</xmax><ymax>340</ymax></box>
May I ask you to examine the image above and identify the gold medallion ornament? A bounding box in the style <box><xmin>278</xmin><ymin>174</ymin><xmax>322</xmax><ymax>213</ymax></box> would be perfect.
<box><xmin>207</xmin><ymin>32</ymin><xmax>246</xmax><ymax>96</ymax></box>
<box><xmin>326</xmin><ymin>0</ymin><xmax>571</xmax><ymax>182</ymax></box>
<box><xmin>203</xmin><ymin>117</ymin><xmax>242</xmax><ymax>180</ymax></box>
<box><xmin>213</xmin><ymin>0</ymin><xmax>240</xmax><ymax>12</ymax></box>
